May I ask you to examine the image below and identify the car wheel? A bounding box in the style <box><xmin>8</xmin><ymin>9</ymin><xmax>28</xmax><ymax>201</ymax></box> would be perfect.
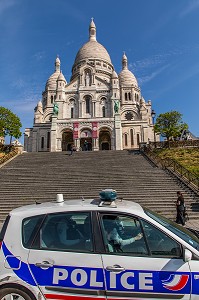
<box><xmin>0</xmin><ymin>288</ymin><xmax>34</xmax><ymax>300</ymax></box>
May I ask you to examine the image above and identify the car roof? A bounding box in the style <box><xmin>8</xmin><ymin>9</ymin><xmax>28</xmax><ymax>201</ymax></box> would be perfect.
<box><xmin>10</xmin><ymin>197</ymin><xmax>145</xmax><ymax>218</ymax></box>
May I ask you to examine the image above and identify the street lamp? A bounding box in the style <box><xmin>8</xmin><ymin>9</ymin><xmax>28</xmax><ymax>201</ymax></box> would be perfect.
<box><xmin>151</xmin><ymin>109</ymin><xmax>156</xmax><ymax>146</ymax></box>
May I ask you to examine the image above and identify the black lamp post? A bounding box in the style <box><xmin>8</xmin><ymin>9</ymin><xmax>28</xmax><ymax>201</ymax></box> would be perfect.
<box><xmin>151</xmin><ymin>109</ymin><xmax>156</xmax><ymax>146</ymax></box>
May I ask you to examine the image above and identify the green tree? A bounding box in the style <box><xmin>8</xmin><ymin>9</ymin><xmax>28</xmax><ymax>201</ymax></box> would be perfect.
<box><xmin>0</xmin><ymin>107</ymin><xmax>22</xmax><ymax>144</ymax></box>
<box><xmin>154</xmin><ymin>110</ymin><xmax>188</xmax><ymax>141</ymax></box>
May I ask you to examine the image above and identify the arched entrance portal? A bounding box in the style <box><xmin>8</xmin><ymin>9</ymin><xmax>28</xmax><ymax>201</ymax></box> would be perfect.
<box><xmin>62</xmin><ymin>130</ymin><xmax>73</xmax><ymax>151</ymax></box>
<box><xmin>80</xmin><ymin>129</ymin><xmax>92</xmax><ymax>151</ymax></box>
<box><xmin>99</xmin><ymin>128</ymin><xmax>111</xmax><ymax>150</ymax></box>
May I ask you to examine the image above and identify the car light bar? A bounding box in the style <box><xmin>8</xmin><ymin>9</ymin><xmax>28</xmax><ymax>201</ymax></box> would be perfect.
<box><xmin>98</xmin><ymin>189</ymin><xmax>117</xmax><ymax>207</ymax></box>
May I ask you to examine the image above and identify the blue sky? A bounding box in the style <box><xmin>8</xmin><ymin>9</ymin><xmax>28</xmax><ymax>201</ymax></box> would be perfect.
<box><xmin>1</xmin><ymin>0</ymin><xmax>199</xmax><ymax>143</ymax></box>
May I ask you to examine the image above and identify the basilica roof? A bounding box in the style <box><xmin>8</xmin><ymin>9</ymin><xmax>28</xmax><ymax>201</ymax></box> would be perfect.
<box><xmin>46</xmin><ymin>57</ymin><xmax>66</xmax><ymax>89</ymax></box>
<box><xmin>73</xmin><ymin>19</ymin><xmax>112</xmax><ymax>66</ymax></box>
<box><xmin>112</xmin><ymin>70</ymin><xmax>118</xmax><ymax>78</ymax></box>
<box><xmin>118</xmin><ymin>53</ymin><xmax>138</xmax><ymax>86</ymax></box>
<box><xmin>57</xmin><ymin>71</ymin><xmax>66</xmax><ymax>82</ymax></box>
<box><xmin>46</xmin><ymin>71</ymin><xmax>60</xmax><ymax>89</ymax></box>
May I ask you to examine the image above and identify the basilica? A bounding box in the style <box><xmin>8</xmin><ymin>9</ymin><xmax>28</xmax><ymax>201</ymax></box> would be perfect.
<box><xmin>24</xmin><ymin>20</ymin><xmax>155</xmax><ymax>152</ymax></box>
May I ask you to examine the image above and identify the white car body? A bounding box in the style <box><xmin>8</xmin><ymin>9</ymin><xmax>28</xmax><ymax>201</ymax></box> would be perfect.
<box><xmin>0</xmin><ymin>192</ymin><xmax>199</xmax><ymax>300</ymax></box>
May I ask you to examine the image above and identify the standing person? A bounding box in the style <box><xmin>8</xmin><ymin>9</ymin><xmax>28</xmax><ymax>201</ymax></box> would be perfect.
<box><xmin>176</xmin><ymin>191</ymin><xmax>185</xmax><ymax>225</ymax></box>
<box><xmin>70</xmin><ymin>144</ymin><xmax>76</xmax><ymax>156</ymax></box>
<box><xmin>84</xmin><ymin>140</ymin><xmax>89</xmax><ymax>151</ymax></box>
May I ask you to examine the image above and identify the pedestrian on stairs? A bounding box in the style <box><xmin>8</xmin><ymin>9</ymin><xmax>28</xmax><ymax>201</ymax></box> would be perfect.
<box><xmin>70</xmin><ymin>144</ymin><xmax>76</xmax><ymax>156</ymax></box>
<box><xmin>175</xmin><ymin>191</ymin><xmax>186</xmax><ymax>226</ymax></box>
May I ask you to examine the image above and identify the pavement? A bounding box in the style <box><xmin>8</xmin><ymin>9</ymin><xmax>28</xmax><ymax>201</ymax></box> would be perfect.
<box><xmin>185</xmin><ymin>219</ymin><xmax>199</xmax><ymax>231</ymax></box>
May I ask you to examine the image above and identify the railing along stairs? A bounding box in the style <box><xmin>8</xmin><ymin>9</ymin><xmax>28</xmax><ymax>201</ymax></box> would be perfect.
<box><xmin>141</xmin><ymin>146</ymin><xmax>199</xmax><ymax>196</ymax></box>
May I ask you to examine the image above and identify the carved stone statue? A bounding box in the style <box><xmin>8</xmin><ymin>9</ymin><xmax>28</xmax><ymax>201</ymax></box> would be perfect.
<box><xmin>114</xmin><ymin>100</ymin><xmax>119</xmax><ymax>113</ymax></box>
<box><xmin>53</xmin><ymin>103</ymin><xmax>59</xmax><ymax>115</ymax></box>
<box><xmin>85</xmin><ymin>72</ymin><xmax>90</xmax><ymax>86</ymax></box>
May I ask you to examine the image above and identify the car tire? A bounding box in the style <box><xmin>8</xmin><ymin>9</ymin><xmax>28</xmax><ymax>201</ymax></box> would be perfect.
<box><xmin>0</xmin><ymin>288</ymin><xmax>34</xmax><ymax>300</ymax></box>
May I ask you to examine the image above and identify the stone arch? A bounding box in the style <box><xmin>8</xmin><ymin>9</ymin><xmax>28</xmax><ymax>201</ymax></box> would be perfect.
<box><xmin>99</xmin><ymin>96</ymin><xmax>107</xmax><ymax>104</ymax></box>
<box><xmin>83</xmin><ymin>94</ymin><xmax>92</xmax><ymax>114</ymax></box>
<box><xmin>68</xmin><ymin>97</ymin><xmax>76</xmax><ymax>104</ymax></box>
<box><xmin>99</xmin><ymin>96</ymin><xmax>107</xmax><ymax>117</ymax></box>
<box><xmin>80</xmin><ymin>128</ymin><xmax>92</xmax><ymax>150</ymax></box>
<box><xmin>68</xmin><ymin>97</ymin><xmax>76</xmax><ymax>118</ymax></box>
<box><xmin>61</xmin><ymin>129</ymin><xmax>73</xmax><ymax>151</ymax></box>
<box><xmin>122</xmin><ymin>131</ymin><xmax>129</xmax><ymax>149</ymax></box>
<box><xmin>44</xmin><ymin>113</ymin><xmax>53</xmax><ymax>122</ymax></box>
<box><xmin>130</xmin><ymin>128</ymin><xmax>135</xmax><ymax>146</ymax></box>
<box><xmin>99</xmin><ymin>127</ymin><xmax>111</xmax><ymax>150</ymax></box>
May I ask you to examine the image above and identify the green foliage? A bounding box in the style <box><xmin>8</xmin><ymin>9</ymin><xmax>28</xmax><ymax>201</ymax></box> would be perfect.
<box><xmin>0</xmin><ymin>107</ymin><xmax>22</xmax><ymax>143</ymax></box>
<box><xmin>155</xmin><ymin>148</ymin><xmax>199</xmax><ymax>177</ymax></box>
<box><xmin>154</xmin><ymin>111</ymin><xmax>188</xmax><ymax>141</ymax></box>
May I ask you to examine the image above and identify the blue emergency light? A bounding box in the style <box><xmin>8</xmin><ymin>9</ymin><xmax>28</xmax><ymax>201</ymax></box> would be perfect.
<box><xmin>99</xmin><ymin>189</ymin><xmax>117</xmax><ymax>202</ymax></box>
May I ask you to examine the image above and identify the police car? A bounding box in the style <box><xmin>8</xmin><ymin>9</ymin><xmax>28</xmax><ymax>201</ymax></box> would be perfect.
<box><xmin>0</xmin><ymin>189</ymin><xmax>199</xmax><ymax>300</ymax></box>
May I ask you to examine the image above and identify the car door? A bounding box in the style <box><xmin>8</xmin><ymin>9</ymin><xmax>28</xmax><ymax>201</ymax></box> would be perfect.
<box><xmin>99</xmin><ymin>213</ymin><xmax>191</xmax><ymax>300</ymax></box>
<box><xmin>26</xmin><ymin>211</ymin><xmax>106</xmax><ymax>300</ymax></box>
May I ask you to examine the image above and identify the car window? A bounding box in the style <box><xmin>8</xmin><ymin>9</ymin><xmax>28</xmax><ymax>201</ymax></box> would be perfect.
<box><xmin>0</xmin><ymin>215</ymin><xmax>10</xmax><ymax>242</ymax></box>
<box><xmin>100</xmin><ymin>214</ymin><xmax>148</xmax><ymax>255</ymax></box>
<box><xmin>141</xmin><ymin>219</ymin><xmax>182</xmax><ymax>257</ymax></box>
<box><xmin>35</xmin><ymin>212</ymin><xmax>93</xmax><ymax>252</ymax></box>
<box><xmin>144</xmin><ymin>207</ymin><xmax>199</xmax><ymax>251</ymax></box>
<box><xmin>22</xmin><ymin>215</ymin><xmax>44</xmax><ymax>248</ymax></box>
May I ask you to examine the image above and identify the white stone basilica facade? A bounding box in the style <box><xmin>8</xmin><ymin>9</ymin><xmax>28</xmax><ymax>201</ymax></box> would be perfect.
<box><xmin>24</xmin><ymin>20</ymin><xmax>155</xmax><ymax>152</ymax></box>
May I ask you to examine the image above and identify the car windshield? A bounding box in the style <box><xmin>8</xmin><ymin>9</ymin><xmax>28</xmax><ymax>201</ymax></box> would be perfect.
<box><xmin>144</xmin><ymin>207</ymin><xmax>199</xmax><ymax>251</ymax></box>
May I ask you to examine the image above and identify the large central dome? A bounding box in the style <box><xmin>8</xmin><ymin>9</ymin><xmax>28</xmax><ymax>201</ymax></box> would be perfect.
<box><xmin>73</xmin><ymin>19</ymin><xmax>112</xmax><ymax>66</ymax></box>
<box><xmin>74</xmin><ymin>40</ymin><xmax>111</xmax><ymax>65</ymax></box>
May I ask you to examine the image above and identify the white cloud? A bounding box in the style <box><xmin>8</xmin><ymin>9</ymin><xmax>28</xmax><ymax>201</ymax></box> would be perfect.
<box><xmin>151</xmin><ymin>60</ymin><xmax>199</xmax><ymax>99</ymax></box>
<box><xmin>180</xmin><ymin>0</ymin><xmax>199</xmax><ymax>17</ymax></box>
<box><xmin>66</xmin><ymin>40</ymin><xmax>74</xmax><ymax>47</ymax></box>
<box><xmin>138</xmin><ymin>64</ymin><xmax>170</xmax><ymax>85</ymax></box>
<box><xmin>130</xmin><ymin>54</ymin><xmax>167</xmax><ymax>72</ymax></box>
<box><xmin>11</xmin><ymin>78</ymin><xmax>26</xmax><ymax>89</ymax></box>
<box><xmin>32</xmin><ymin>51</ymin><xmax>46</xmax><ymax>61</ymax></box>
<box><xmin>0</xmin><ymin>0</ymin><xmax>16</xmax><ymax>16</ymax></box>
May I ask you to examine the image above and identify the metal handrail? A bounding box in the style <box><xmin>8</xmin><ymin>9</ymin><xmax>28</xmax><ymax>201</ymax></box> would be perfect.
<box><xmin>149</xmin><ymin>140</ymin><xmax>199</xmax><ymax>149</ymax></box>
<box><xmin>142</xmin><ymin>148</ymin><xmax>199</xmax><ymax>193</ymax></box>
<box><xmin>163</xmin><ymin>158</ymin><xmax>199</xmax><ymax>191</ymax></box>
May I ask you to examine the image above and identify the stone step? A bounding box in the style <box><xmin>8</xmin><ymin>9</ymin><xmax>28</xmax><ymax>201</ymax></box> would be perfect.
<box><xmin>0</xmin><ymin>150</ymin><xmax>198</xmax><ymax>224</ymax></box>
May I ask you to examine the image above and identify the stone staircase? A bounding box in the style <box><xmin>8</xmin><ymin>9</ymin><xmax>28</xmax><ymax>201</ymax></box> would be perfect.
<box><xmin>0</xmin><ymin>150</ymin><xmax>198</xmax><ymax>224</ymax></box>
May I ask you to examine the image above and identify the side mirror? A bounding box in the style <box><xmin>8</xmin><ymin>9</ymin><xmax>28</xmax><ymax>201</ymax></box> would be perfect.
<box><xmin>183</xmin><ymin>249</ymin><xmax>192</xmax><ymax>262</ymax></box>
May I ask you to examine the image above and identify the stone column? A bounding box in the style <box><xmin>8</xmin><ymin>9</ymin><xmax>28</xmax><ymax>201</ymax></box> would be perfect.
<box><xmin>32</xmin><ymin>129</ymin><xmax>38</xmax><ymax>152</ymax></box>
<box><xmin>93</xmin><ymin>137</ymin><xmax>99</xmax><ymax>151</ymax></box>
<box><xmin>92</xmin><ymin>122</ymin><xmax>98</xmax><ymax>151</ymax></box>
<box><xmin>57</xmin><ymin>138</ymin><xmax>62</xmax><ymax>152</ymax></box>
<box><xmin>50</xmin><ymin>116</ymin><xmax>57</xmax><ymax>152</ymax></box>
<box><xmin>76</xmin><ymin>138</ymin><xmax>80</xmax><ymax>150</ymax></box>
<box><xmin>114</xmin><ymin>113</ymin><xmax>123</xmax><ymax>150</ymax></box>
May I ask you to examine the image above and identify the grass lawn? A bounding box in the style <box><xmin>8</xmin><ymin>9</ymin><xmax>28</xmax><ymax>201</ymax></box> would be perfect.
<box><xmin>154</xmin><ymin>148</ymin><xmax>199</xmax><ymax>177</ymax></box>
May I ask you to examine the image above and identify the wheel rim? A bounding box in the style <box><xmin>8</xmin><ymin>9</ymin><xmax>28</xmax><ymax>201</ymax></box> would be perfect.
<box><xmin>2</xmin><ymin>293</ymin><xmax>26</xmax><ymax>300</ymax></box>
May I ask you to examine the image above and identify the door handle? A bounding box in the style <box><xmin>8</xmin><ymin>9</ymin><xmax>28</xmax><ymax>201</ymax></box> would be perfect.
<box><xmin>35</xmin><ymin>261</ymin><xmax>54</xmax><ymax>269</ymax></box>
<box><xmin>106</xmin><ymin>264</ymin><xmax>125</xmax><ymax>273</ymax></box>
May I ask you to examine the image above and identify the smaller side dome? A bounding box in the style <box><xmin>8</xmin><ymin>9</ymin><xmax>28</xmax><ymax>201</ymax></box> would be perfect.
<box><xmin>112</xmin><ymin>70</ymin><xmax>118</xmax><ymax>79</ymax></box>
<box><xmin>46</xmin><ymin>56</ymin><xmax>62</xmax><ymax>89</ymax></box>
<box><xmin>118</xmin><ymin>53</ymin><xmax>138</xmax><ymax>86</ymax></box>
<box><xmin>57</xmin><ymin>71</ymin><xmax>66</xmax><ymax>83</ymax></box>
<box><xmin>36</xmin><ymin>100</ymin><xmax>43</xmax><ymax>114</ymax></box>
